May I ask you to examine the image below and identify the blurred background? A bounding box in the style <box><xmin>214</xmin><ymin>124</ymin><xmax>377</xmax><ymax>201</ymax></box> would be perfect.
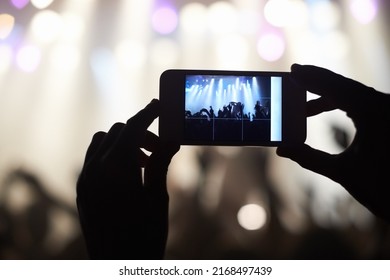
<box><xmin>0</xmin><ymin>0</ymin><xmax>389</xmax><ymax>259</ymax></box>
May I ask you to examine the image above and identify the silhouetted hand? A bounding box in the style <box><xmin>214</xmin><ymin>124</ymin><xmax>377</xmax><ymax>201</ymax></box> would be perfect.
<box><xmin>277</xmin><ymin>64</ymin><xmax>390</xmax><ymax>222</ymax></box>
<box><xmin>76</xmin><ymin>99</ymin><xmax>180</xmax><ymax>259</ymax></box>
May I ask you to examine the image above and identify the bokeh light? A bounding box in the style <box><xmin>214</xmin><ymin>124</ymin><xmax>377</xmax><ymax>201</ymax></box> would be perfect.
<box><xmin>207</xmin><ymin>1</ymin><xmax>239</xmax><ymax>34</ymax></box>
<box><xmin>264</xmin><ymin>0</ymin><xmax>308</xmax><ymax>28</ymax></box>
<box><xmin>16</xmin><ymin>45</ymin><xmax>41</xmax><ymax>72</ymax></box>
<box><xmin>30</xmin><ymin>10</ymin><xmax>63</xmax><ymax>44</ymax></box>
<box><xmin>49</xmin><ymin>44</ymin><xmax>80</xmax><ymax>72</ymax></box>
<box><xmin>237</xmin><ymin>203</ymin><xmax>267</xmax><ymax>230</ymax></box>
<box><xmin>215</xmin><ymin>34</ymin><xmax>249</xmax><ymax>68</ymax></box>
<box><xmin>309</xmin><ymin>0</ymin><xmax>341</xmax><ymax>32</ymax></box>
<box><xmin>60</xmin><ymin>12</ymin><xmax>86</xmax><ymax>42</ymax></box>
<box><xmin>0</xmin><ymin>44</ymin><xmax>13</xmax><ymax>74</ymax></box>
<box><xmin>31</xmin><ymin>0</ymin><xmax>54</xmax><ymax>9</ymax></box>
<box><xmin>150</xmin><ymin>38</ymin><xmax>180</xmax><ymax>67</ymax></box>
<box><xmin>180</xmin><ymin>2</ymin><xmax>208</xmax><ymax>35</ymax></box>
<box><xmin>10</xmin><ymin>0</ymin><xmax>30</xmax><ymax>9</ymax></box>
<box><xmin>257</xmin><ymin>32</ymin><xmax>285</xmax><ymax>61</ymax></box>
<box><xmin>0</xmin><ymin>14</ymin><xmax>15</xmax><ymax>40</ymax></box>
<box><xmin>152</xmin><ymin>6</ymin><xmax>178</xmax><ymax>35</ymax></box>
<box><xmin>350</xmin><ymin>0</ymin><xmax>378</xmax><ymax>24</ymax></box>
<box><xmin>114</xmin><ymin>39</ymin><xmax>147</xmax><ymax>70</ymax></box>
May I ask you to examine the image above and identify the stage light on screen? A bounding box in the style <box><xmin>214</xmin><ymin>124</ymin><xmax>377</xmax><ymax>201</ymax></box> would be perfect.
<box><xmin>31</xmin><ymin>0</ymin><xmax>54</xmax><ymax>9</ymax></box>
<box><xmin>180</xmin><ymin>2</ymin><xmax>207</xmax><ymax>34</ymax></box>
<box><xmin>350</xmin><ymin>0</ymin><xmax>378</xmax><ymax>24</ymax></box>
<box><xmin>16</xmin><ymin>45</ymin><xmax>41</xmax><ymax>72</ymax></box>
<box><xmin>31</xmin><ymin>10</ymin><xmax>63</xmax><ymax>44</ymax></box>
<box><xmin>152</xmin><ymin>6</ymin><xmax>178</xmax><ymax>35</ymax></box>
<box><xmin>256</xmin><ymin>32</ymin><xmax>285</xmax><ymax>62</ymax></box>
<box><xmin>11</xmin><ymin>0</ymin><xmax>30</xmax><ymax>9</ymax></box>
<box><xmin>237</xmin><ymin>203</ymin><xmax>267</xmax><ymax>230</ymax></box>
<box><xmin>207</xmin><ymin>1</ymin><xmax>238</xmax><ymax>34</ymax></box>
<box><xmin>0</xmin><ymin>14</ymin><xmax>15</xmax><ymax>40</ymax></box>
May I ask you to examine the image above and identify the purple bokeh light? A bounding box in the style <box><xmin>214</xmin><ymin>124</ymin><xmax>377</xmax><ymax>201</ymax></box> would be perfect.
<box><xmin>10</xmin><ymin>0</ymin><xmax>30</xmax><ymax>10</ymax></box>
<box><xmin>152</xmin><ymin>6</ymin><xmax>178</xmax><ymax>35</ymax></box>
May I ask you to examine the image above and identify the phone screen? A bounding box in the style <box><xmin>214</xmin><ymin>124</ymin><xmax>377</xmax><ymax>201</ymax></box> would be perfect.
<box><xmin>184</xmin><ymin>74</ymin><xmax>282</xmax><ymax>143</ymax></box>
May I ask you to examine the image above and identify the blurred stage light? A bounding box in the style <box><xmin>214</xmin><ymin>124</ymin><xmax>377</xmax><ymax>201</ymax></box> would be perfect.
<box><xmin>16</xmin><ymin>45</ymin><xmax>41</xmax><ymax>72</ymax></box>
<box><xmin>60</xmin><ymin>12</ymin><xmax>85</xmax><ymax>42</ymax></box>
<box><xmin>207</xmin><ymin>1</ymin><xmax>239</xmax><ymax>34</ymax></box>
<box><xmin>309</xmin><ymin>0</ymin><xmax>341</xmax><ymax>32</ymax></box>
<box><xmin>264</xmin><ymin>0</ymin><xmax>308</xmax><ymax>28</ymax></box>
<box><xmin>0</xmin><ymin>14</ymin><xmax>15</xmax><ymax>40</ymax></box>
<box><xmin>31</xmin><ymin>0</ymin><xmax>54</xmax><ymax>9</ymax></box>
<box><xmin>49</xmin><ymin>44</ymin><xmax>80</xmax><ymax>72</ymax></box>
<box><xmin>31</xmin><ymin>10</ymin><xmax>63</xmax><ymax>44</ymax></box>
<box><xmin>115</xmin><ymin>39</ymin><xmax>147</xmax><ymax>70</ymax></box>
<box><xmin>152</xmin><ymin>6</ymin><xmax>178</xmax><ymax>35</ymax></box>
<box><xmin>237</xmin><ymin>203</ymin><xmax>267</xmax><ymax>231</ymax></box>
<box><xmin>11</xmin><ymin>0</ymin><xmax>30</xmax><ymax>9</ymax></box>
<box><xmin>180</xmin><ymin>2</ymin><xmax>207</xmax><ymax>34</ymax></box>
<box><xmin>150</xmin><ymin>38</ymin><xmax>179</xmax><ymax>67</ymax></box>
<box><xmin>256</xmin><ymin>32</ymin><xmax>285</xmax><ymax>61</ymax></box>
<box><xmin>215</xmin><ymin>34</ymin><xmax>249</xmax><ymax>68</ymax></box>
<box><xmin>238</xmin><ymin>10</ymin><xmax>261</xmax><ymax>35</ymax></box>
<box><xmin>320</xmin><ymin>30</ymin><xmax>350</xmax><ymax>60</ymax></box>
<box><xmin>350</xmin><ymin>0</ymin><xmax>378</xmax><ymax>24</ymax></box>
<box><xmin>0</xmin><ymin>44</ymin><xmax>13</xmax><ymax>74</ymax></box>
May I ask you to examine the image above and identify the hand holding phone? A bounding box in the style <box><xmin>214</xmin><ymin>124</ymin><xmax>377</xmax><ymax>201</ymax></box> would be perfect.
<box><xmin>159</xmin><ymin>69</ymin><xmax>306</xmax><ymax>146</ymax></box>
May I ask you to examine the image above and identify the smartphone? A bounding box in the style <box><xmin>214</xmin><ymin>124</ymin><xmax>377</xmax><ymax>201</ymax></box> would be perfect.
<box><xmin>159</xmin><ymin>69</ymin><xmax>306</xmax><ymax>146</ymax></box>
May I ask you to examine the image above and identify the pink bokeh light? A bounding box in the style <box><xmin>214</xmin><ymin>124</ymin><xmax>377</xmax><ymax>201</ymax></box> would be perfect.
<box><xmin>152</xmin><ymin>6</ymin><xmax>178</xmax><ymax>35</ymax></box>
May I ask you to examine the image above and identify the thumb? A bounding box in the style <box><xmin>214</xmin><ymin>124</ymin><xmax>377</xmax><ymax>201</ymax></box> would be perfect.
<box><xmin>144</xmin><ymin>142</ymin><xmax>180</xmax><ymax>193</ymax></box>
<box><xmin>276</xmin><ymin>144</ymin><xmax>340</xmax><ymax>182</ymax></box>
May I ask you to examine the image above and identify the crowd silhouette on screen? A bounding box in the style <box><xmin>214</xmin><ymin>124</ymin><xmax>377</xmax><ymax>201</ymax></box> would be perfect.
<box><xmin>185</xmin><ymin>100</ymin><xmax>270</xmax><ymax>122</ymax></box>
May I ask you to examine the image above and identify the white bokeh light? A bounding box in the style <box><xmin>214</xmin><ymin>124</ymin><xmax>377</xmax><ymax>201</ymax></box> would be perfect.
<box><xmin>215</xmin><ymin>34</ymin><xmax>249</xmax><ymax>68</ymax></box>
<box><xmin>257</xmin><ymin>32</ymin><xmax>285</xmax><ymax>61</ymax></box>
<box><xmin>31</xmin><ymin>10</ymin><xmax>63</xmax><ymax>44</ymax></box>
<box><xmin>264</xmin><ymin>0</ymin><xmax>308</xmax><ymax>28</ymax></box>
<box><xmin>180</xmin><ymin>2</ymin><xmax>208</xmax><ymax>35</ymax></box>
<box><xmin>207</xmin><ymin>1</ymin><xmax>239</xmax><ymax>34</ymax></box>
<box><xmin>16</xmin><ymin>45</ymin><xmax>41</xmax><ymax>72</ymax></box>
<box><xmin>350</xmin><ymin>0</ymin><xmax>378</xmax><ymax>24</ymax></box>
<box><xmin>115</xmin><ymin>39</ymin><xmax>147</xmax><ymax>70</ymax></box>
<box><xmin>31</xmin><ymin>0</ymin><xmax>54</xmax><ymax>9</ymax></box>
<box><xmin>309</xmin><ymin>0</ymin><xmax>341</xmax><ymax>31</ymax></box>
<box><xmin>49</xmin><ymin>44</ymin><xmax>81</xmax><ymax>72</ymax></box>
<box><xmin>237</xmin><ymin>204</ymin><xmax>267</xmax><ymax>230</ymax></box>
<box><xmin>150</xmin><ymin>38</ymin><xmax>180</xmax><ymax>67</ymax></box>
<box><xmin>0</xmin><ymin>44</ymin><xmax>13</xmax><ymax>74</ymax></box>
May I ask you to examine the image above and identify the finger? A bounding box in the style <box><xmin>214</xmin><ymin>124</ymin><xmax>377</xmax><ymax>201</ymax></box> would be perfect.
<box><xmin>276</xmin><ymin>144</ymin><xmax>341</xmax><ymax>182</ymax></box>
<box><xmin>144</xmin><ymin>142</ymin><xmax>180</xmax><ymax>193</ymax></box>
<box><xmin>84</xmin><ymin>131</ymin><xmax>106</xmax><ymax>163</ymax></box>
<box><xmin>306</xmin><ymin>96</ymin><xmax>338</xmax><ymax>117</ymax></box>
<box><xmin>142</xmin><ymin>130</ymin><xmax>159</xmax><ymax>152</ymax></box>
<box><xmin>94</xmin><ymin>122</ymin><xmax>125</xmax><ymax>160</ymax></box>
<box><xmin>110</xmin><ymin>99</ymin><xmax>160</xmax><ymax>159</ymax></box>
<box><xmin>138</xmin><ymin>131</ymin><xmax>159</xmax><ymax>167</ymax></box>
<box><xmin>291</xmin><ymin>64</ymin><xmax>371</xmax><ymax>114</ymax></box>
